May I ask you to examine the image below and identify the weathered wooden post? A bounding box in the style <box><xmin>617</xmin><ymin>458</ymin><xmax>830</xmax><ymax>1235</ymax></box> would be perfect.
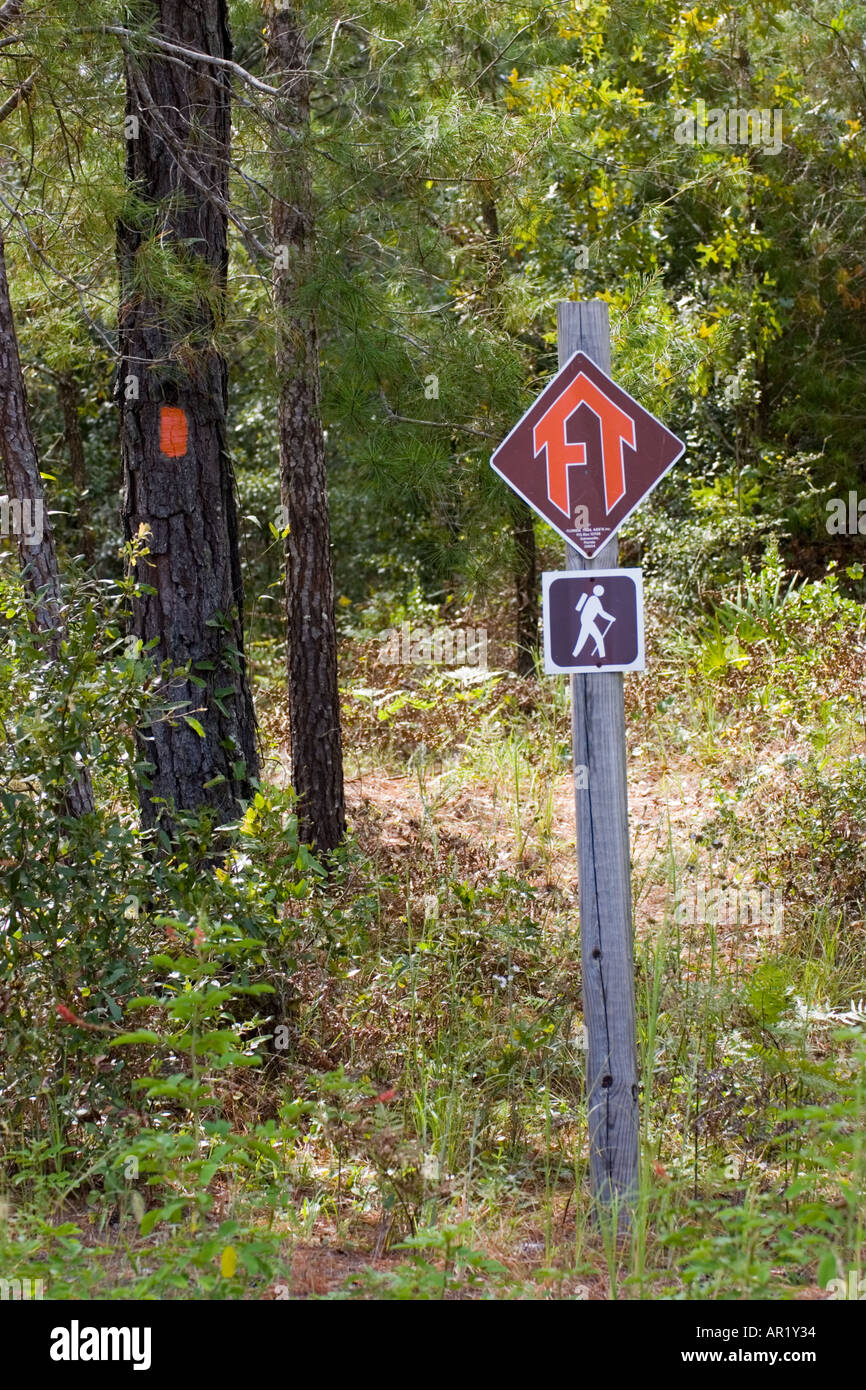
<box><xmin>556</xmin><ymin>299</ymin><xmax>639</xmax><ymax>1226</ymax></box>
<box><xmin>491</xmin><ymin>297</ymin><xmax>684</xmax><ymax>1227</ymax></box>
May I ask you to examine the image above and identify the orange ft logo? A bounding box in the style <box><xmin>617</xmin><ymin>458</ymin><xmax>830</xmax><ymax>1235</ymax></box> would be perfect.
<box><xmin>532</xmin><ymin>372</ymin><xmax>636</xmax><ymax>518</ymax></box>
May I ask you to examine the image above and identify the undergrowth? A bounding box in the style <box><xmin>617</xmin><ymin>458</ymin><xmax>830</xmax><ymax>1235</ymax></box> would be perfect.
<box><xmin>1</xmin><ymin>549</ymin><xmax>865</xmax><ymax>1299</ymax></box>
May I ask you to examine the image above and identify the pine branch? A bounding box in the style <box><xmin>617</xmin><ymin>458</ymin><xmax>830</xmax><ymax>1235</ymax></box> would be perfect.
<box><xmin>0</xmin><ymin>68</ymin><xmax>35</xmax><ymax>124</ymax></box>
<box><xmin>101</xmin><ymin>25</ymin><xmax>283</xmax><ymax>97</ymax></box>
<box><xmin>465</xmin><ymin>20</ymin><xmax>540</xmax><ymax>91</ymax></box>
<box><xmin>0</xmin><ymin>0</ymin><xmax>23</xmax><ymax>34</ymax></box>
<box><xmin>125</xmin><ymin>62</ymin><xmax>272</xmax><ymax>261</ymax></box>
<box><xmin>378</xmin><ymin>389</ymin><xmax>496</xmax><ymax>440</ymax></box>
<box><xmin>0</xmin><ymin>187</ymin><xmax>119</xmax><ymax>360</ymax></box>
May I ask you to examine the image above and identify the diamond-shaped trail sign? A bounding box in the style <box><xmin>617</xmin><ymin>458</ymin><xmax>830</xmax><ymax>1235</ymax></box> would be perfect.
<box><xmin>490</xmin><ymin>351</ymin><xmax>685</xmax><ymax>558</ymax></box>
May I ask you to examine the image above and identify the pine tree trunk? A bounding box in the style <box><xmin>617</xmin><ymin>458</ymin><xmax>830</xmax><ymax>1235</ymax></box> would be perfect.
<box><xmin>0</xmin><ymin>231</ymin><xmax>62</xmax><ymax>637</ymax></box>
<box><xmin>266</xmin><ymin>4</ymin><xmax>345</xmax><ymax>852</ymax></box>
<box><xmin>0</xmin><ymin>230</ymin><xmax>94</xmax><ymax>816</ymax></box>
<box><xmin>57</xmin><ymin>373</ymin><xmax>95</xmax><ymax>567</ymax></box>
<box><xmin>479</xmin><ymin>195</ymin><xmax>539</xmax><ymax>677</ymax></box>
<box><xmin>117</xmin><ymin>0</ymin><xmax>259</xmax><ymax>833</ymax></box>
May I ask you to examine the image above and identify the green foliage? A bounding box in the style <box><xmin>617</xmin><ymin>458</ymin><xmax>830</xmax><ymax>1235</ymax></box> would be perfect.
<box><xmin>2</xmin><ymin>0</ymin><xmax>866</xmax><ymax>1303</ymax></box>
<box><xmin>0</xmin><ymin>563</ymin><xmax>158</xmax><ymax>1134</ymax></box>
<box><xmin>326</xmin><ymin>1223</ymin><xmax>509</xmax><ymax>1300</ymax></box>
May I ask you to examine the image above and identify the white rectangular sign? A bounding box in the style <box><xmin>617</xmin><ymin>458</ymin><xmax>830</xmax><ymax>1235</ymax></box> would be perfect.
<box><xmin>542</xmin><ymin>568</ymin><xmax>645</xmax><ymax>674</ymax></box>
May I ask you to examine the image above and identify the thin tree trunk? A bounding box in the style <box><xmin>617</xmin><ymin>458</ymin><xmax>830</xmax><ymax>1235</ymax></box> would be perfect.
<box><xmin>57</xmin><ymin>373</ymin><xmax>94</xmax><ymax>567</ymax></box>
<box><xmin>0</xmin><ymin>231</ymin><xmax>61</xmax><ymax>637</ymax></box>
<box><xmin>117</xmin><ymin>0</ymin><xmax>259</xmax><ymax>834</ymax></box>
<box><xmin>479</xmin><ymin>192</ymin><xmax>539</xmax><ymax>676</ymax></box>
<box><xmin>0</xmin><ymin>230</ymin><xmax>94</xmax><ymax>816</ymax></box>
<box><xmin>266</xmin><ymin>3</ymin><xmax>345</xmax><ymax>852</ymax></box>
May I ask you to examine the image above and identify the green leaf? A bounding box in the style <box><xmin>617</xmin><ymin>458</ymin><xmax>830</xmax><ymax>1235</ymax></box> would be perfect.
<box><xmin>111</xmin><ymin>1030</ymin><xmax>163</xmax><ymax>1047</ymax></box>
<box><xmin>139</xmin><ymin>1207</ymin><xmax>163</xmax><ymax>1237</ymax></box>
<box><xmin>818</xmin><ymin>1252</ymin><xmax>838</xmax><ymax>1289</ymax></box>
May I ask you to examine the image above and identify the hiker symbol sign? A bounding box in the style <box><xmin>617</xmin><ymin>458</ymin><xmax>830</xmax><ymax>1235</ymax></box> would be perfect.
<box><xmin>542</xmin><ymin>568</ymin><xmax>644</xmax><ymax>674</ymax></box>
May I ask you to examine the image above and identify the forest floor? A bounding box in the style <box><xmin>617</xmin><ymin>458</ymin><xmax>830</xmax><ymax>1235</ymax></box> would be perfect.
<box><xmin>285</xmin><ymin>760</ymin><xmax>702</xmax><ymax>1300</ymax></box>
<box><xmin>235</xmin><ymin>572</ymin><xmax>864</xmax><ymax>1299</ymax></box>
<box><xmin>3</xmin><ymin>566</ymin><xmax>865</xmax><ymax>1299</ymax></box>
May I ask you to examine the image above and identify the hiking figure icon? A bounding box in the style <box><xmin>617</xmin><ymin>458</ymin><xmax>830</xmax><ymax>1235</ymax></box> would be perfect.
<box><xmin>572</xmin><ymin>584</ymin><xmax>615</xmax><ymax>659</ymax></box>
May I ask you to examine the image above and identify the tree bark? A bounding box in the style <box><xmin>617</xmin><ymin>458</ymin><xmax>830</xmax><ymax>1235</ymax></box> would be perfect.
<box><xmin>479</xmin><ymin>194</ymin><xmax>539</xmax><ymax>676</ymax></box>
<box><xmin>117</xmin><ymin>0</ymin><xmax>259</xmax><ymax>834</ymax></box>
<box><xmin>0</xmin><ymin>1</ymin><xmax>23</xmax><ymax>33</ymax></box>
<box><xmin>0</xmin><ymin>230</ymin><xmax>62</xmax><ymax>636</ymax></box>
<box><xmin>0</xmin><ymin>229</ymin><xmax>94</xmax><ymax>816</ymax></box>
<box><xmin>57</xmin><ymin>373</ymin><xmax>94</xmax><ymax>567</ymax></box>
<box><xmin>265</xmin><ymin>3</ymin><xmax>345</xmax><ymax>852</ymax></box>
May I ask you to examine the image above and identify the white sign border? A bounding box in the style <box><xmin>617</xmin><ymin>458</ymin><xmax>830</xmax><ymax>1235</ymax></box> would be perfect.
<box><xmin>542</xmin><ymin>567</ymin><xmax>645</xmax><ymax>674</ymax></box>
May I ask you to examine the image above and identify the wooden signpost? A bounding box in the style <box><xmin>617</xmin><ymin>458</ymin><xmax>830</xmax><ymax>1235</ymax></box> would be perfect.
<box><xmin>557</xmin><ymin>300</ymin><xmax>639</xmax><ymax>1227</ymax></box>
<box><xmin>491</xmin><ymin>298</ymin><xmax>685</xmax><ymax>1227</ymax></box>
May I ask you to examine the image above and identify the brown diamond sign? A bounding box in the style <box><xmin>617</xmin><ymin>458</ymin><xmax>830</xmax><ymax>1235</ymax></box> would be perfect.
<box><xmin>490</xmin><ymin>351</ymin><xmax>685</xmax><ymax>558</ymax></box>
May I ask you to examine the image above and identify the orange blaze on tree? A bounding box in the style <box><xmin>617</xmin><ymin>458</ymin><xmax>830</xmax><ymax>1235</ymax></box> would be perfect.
<box><xmin>159</xmin><ymin>406</ymin><xmax>188</xmax><ymax>458</ymax></box>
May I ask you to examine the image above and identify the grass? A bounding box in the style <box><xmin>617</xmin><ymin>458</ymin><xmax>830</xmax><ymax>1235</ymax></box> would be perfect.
<box><xmin>1</xmin><ymin>557</ymin><xmax>865</xmax><ymax>1299</ymax></box>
